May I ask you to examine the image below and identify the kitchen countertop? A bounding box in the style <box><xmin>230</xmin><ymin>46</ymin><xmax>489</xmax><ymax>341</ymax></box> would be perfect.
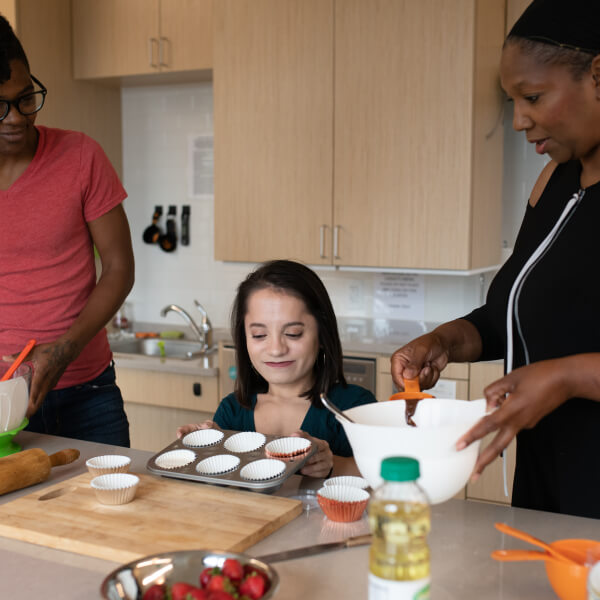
<box><xmin>2</xmin><ymin>432</ymin><xmax>598</xmax><ymax>599</ymax></box>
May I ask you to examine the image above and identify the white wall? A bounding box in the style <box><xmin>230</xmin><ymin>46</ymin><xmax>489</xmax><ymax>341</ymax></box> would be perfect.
<box><xmin>120</xmin><ymin>83</ymin><xmax>541</xmax><ymax>332</ymax></box>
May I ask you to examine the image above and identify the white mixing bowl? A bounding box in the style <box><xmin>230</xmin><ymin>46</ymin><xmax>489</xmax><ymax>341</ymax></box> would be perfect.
<box><xmin>0</xmin><ymin>363</ymin><xmax>31</xmax><ymax>433</ymax></box>
<box><xmin>340</xmin><ymin>398</ymin><xmax>487</xmax><ymax>504</ymax></box>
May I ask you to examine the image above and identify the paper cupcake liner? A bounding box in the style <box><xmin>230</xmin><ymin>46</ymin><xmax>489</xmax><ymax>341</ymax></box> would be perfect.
<box><xmin>324</xmin><ymin>476</ymin><xmax>369</xmax><ymax>490</ymax></box>
<box><xmin>86</xmin><ymin>455</ymin><xmax>131</xmax><ymax>477</ymax></box>
<box><xmin>264</xmin><ymin>437</ymin><xmax>311</xmax><ymax>458</ymax></box>
<box><xmin>182</xmin><ymin>429</ymin><xmax>224</xmax><ymax>448</ymax></box>
<box><xmin>224</xmin><ymin>431</ymin><xmax>266</xmax><ymax>453</ymax></box>
<box><xmin>91</xmin><ymin>473</ymin><xmax>139</xmax><ymax>505</ymax></box>
<box><xmin>196</xmin><ymin>454</ymin><xmax>241</xmax><ymax>475</ymax></box>
<box><xmin>240</xmin><ymin>458</ymin><xmax>286</xmax><ymax>481</ymax></box>
<box><xmin>154</xmin><ymin>449</ymin><xmax>196</xmax><ymax>469</ymax></box>
<box><xmin>317</xmin><ymin>485</ymin><xmax>370</xmax><ymax>522</ymax></box>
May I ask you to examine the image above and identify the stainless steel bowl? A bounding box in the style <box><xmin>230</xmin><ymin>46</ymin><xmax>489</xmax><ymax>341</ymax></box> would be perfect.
<box><xmin>100</xmin><ymin>549</ymin><xmax>279</xmax><ymax>599</ymax></box>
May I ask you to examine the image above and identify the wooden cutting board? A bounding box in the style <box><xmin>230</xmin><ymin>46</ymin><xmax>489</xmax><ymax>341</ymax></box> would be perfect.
<box><xmin>0</xmin><ymin>472</ymin><xmax>302</xmax><ymax>563</ymax></box>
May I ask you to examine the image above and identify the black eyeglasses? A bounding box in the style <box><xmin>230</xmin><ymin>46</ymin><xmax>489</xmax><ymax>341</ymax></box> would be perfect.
<box><xmin>0</xmin><ymin>75</ymin><xmax>47</xmax><ymax>122</ymax></box>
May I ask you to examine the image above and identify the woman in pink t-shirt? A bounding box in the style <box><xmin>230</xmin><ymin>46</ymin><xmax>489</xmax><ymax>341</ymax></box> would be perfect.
<box><xmin>0</xmin><ymin>16</ymin><xmax>134</xmax><ymax>445</ymax></box>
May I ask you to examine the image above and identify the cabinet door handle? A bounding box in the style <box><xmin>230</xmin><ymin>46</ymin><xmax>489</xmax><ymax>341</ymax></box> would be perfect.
<box><xmin>159</xmin><ymin>37</ymin><xmax>169</xmax><ymax>68</ymax></box>
<box><xmin>149</xmin><ymin>38</ymin><xmax>159</xmax><ymax>68</ymax></box>
<box><xmin>333</xmin><ymin>225</ymin><xmax>340</xmax><ymax>259</ymax></box>
<box><xmin>319</xmin><ymin>225</ymin><xmax>327</xmax><ymax>258</ymax></box>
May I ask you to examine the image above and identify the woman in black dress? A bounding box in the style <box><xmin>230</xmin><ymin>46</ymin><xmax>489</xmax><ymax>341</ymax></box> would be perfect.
<box><xmin>391</xmin><ymin>0</ymin><xmax>600</xmax><ymax>518</ymax></box>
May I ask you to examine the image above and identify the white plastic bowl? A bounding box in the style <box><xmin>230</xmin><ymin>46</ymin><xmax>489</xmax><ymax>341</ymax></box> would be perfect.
<box><xmin>340</xmin><ymin>398</ymin><xmax>487</xmax><ymax>504</ymax></box>
<box><xmin>0</xmin><ymin>363</ymin><xmax>31</xmax><ymax>433</ymax></box>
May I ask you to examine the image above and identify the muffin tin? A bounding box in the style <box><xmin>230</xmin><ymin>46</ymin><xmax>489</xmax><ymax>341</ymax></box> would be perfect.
<box><xmin>146</xmin><ymin>429</ymin><xmax>318</xmax><ymax>492</ymax></box>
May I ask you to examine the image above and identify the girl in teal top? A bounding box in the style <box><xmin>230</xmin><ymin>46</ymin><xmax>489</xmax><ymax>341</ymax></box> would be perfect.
<box><xmin>178</xmin><ymin>260</ymin><xmax>376</xmax><ymax>477</ymax></box>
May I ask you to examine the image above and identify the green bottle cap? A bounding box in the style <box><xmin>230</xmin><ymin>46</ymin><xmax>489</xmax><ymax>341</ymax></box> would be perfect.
<box><xmin>380</xmin><ymin>457</ymin><xmax>420</xmax><ymax>481</ymax></box>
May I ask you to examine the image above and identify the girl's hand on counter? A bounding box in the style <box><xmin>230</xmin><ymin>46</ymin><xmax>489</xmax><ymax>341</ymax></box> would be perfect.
<box><xmin>456</xmin><ymin>358</ymin><xmax>573</xmax><ymax>479</ymax></box>
<box><xmin>176</xmin><ymin>420</ymin><xmax>222</xmax><ymax>439</ymax></box>
<box><xmin>290</xmin><ymin>431</ymin><xmax>333</xmax><ymax>478</ymax></box>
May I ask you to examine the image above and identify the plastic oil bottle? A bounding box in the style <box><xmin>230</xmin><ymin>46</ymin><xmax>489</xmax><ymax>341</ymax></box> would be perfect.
<box><xmin>368</xmin><ymin>456</ymin><xmax>431</xmax><ymax>600</ymax></box>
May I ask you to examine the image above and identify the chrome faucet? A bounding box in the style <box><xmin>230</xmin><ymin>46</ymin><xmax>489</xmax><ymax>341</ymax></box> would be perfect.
<box><xmin>160</xmin><ymin>302</ymin><xmax>213</xmax><ymax>351</ymax></box>
<box><xmin>193</xmin><ymin>299</ymin><xmax>213</xmax><ymax>350</ymax></box>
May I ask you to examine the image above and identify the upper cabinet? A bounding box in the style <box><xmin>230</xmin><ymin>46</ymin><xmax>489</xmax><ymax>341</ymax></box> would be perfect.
<box><xmin>214</xmin><ymin>0</ymin><xmax>506</xmax><ymax>270</ymax></box>
<box><xmin>214</xmin><ymin>0</ymin><xmax>334</xmax><ymax>266</ymax></box>
<box><xmin>72</xmin><ymin>0</ymin><xmax>212</xmax><ymax>79</ymax></box>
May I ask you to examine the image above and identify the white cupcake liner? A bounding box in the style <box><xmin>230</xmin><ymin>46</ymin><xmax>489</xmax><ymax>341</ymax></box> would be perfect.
<box><xmin>182</xmin><ymin>429</ymin><xmax>224</xmax><ymax>448</ymax></box>
<box><xmin>154</xmin><ymin>449</ymin><xmax>196</xmax><ymax>469</ymax></box>
<box><xmin>240</xmin><ymin>458</ymin><xmax>286</xmax><ymax>481</ymax></box>
<box><xmin>91</xmin><ymin>473</ymin><xmax>140</xmax><ymax>505</ymax></box>
<box><xmin>196</xmin><ymin>454</ymin><xmax>241</xmax><ymax>475</ymax></box>
<box><xmin>224</xmin><ymin>431</ymin><xmax>266</xmax><ymax>453</ymax></box>
<box><xmin>317</xmin><ymin>485</ymin><xmax>370</xmax><ymax>503</ymax></box>
<box><xmin>265</xmin><ymin>437</ymin><xmax>311</xmax><ymax>457</ymax></box>
<box><xmin>86</xmin><ymin>455</ymin><xmax>131</xmax><ymax>477</ymax></box>
<box><xmin>324</xmin><ymin>476</ymin><xmax>369</xmax><ymax>490</ymax></box>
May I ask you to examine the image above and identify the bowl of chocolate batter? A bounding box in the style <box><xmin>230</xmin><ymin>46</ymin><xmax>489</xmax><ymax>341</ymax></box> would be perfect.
<box><xmin>339</xmin><ymin>397</ymin><xmax>486</xmax><ymax>504</ymax></box>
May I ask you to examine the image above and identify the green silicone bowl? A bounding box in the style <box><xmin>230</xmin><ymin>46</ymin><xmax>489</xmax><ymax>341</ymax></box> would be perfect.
<box><xmin>0</xmin><ymin>417</ymin><xmax>29</xmax><ymax>457</ymax></box>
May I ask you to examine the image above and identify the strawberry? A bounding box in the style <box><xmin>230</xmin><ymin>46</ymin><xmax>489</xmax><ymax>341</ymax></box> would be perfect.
<box><xmin>142</xmin><ymin>584</ymin><xmax>165</xmax><ymax>600</ymax></box>
<box><xmin>187</xmin><ymin>588</ymin><xmax>209</xmax><ymax>600</ymax></box>
<box><xmin>222</xmin><ymin>558</ymin><xmax>244</xmax><ymax>582</ymax></box>
<box><xmin>171</xmin><ymin>582</ymin><xmax>197</xmax><ymax>600</ymax></box>
<box><xmin>239</xmin><ymin>573</ymin><xmax>266</xmax><ymax>600</ymax></box>
<box><xmin>200</xmin><ymin>567</ymin><xmax>221</xmax><ymax>588</ymax></box>
<box><xmin>206</xmin><ymin>574</ymin><xmax>226</xmax><ymax>592</ymax></box>
<box><xmin>242</xmin><ymin>565</ymin><xmax>269</xmax><ymax>585</ymax></box>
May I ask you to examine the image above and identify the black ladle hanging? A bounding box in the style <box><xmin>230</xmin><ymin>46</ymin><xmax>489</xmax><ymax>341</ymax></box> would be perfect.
<box><xmin>159</xmin><ymin>205</ymin><xmax>178</xmax><ymax>252</ymax></box>
<box><xmin>142</xmin><ymin>206</ymin><xmax>163</xmax><ymax>244</ymax></box>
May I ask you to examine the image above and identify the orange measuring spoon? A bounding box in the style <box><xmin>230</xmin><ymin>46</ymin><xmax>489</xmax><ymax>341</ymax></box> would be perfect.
<box><xmin>1</xmin><ymin>339</ymin><xmax>36</xmax><ymax>382</ymax></box>
<box><xmin>494</xmin><ymin>522</ymin><xmax>582</xmax><ymax>565</ymax></box>
<box><xmin>388</xmin><ymin>377</ymin><xmax>435</xmax><ymax>401</ymax></box>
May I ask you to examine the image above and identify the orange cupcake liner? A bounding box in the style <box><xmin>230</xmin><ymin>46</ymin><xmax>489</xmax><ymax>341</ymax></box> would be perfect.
<box><xmin>317</xmin><ymin>494</ymin><xmax>369</xmax><ymax>522</ymax></box>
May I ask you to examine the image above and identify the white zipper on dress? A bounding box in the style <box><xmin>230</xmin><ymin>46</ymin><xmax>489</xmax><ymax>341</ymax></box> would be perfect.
<box><xmin>501</xmin><ymin>189</ymin><xmax>584</xmax><ymax>496</ymax></box>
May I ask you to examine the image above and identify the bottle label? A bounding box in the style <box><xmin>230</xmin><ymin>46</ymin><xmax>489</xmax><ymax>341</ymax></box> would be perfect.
<box><xmin>368</xmin><ymin>573</ymin><xmax>430</xmax><ymax>600</ymax></box>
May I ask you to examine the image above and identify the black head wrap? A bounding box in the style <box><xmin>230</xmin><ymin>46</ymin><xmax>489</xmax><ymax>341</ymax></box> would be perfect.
<box><xmin>509</xmin><ymin>0</ymin><xmax>600</xmax><ymax>55</ymax></box>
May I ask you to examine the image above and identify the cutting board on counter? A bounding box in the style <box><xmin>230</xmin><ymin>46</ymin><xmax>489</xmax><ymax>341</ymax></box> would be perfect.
<box><xmin>0</xmin><ymin>472</ymin><xmax>302</xmax><ymax>563</ymax></box>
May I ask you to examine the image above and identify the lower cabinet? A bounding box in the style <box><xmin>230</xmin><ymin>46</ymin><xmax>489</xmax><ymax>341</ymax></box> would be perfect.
<box><xmin>115</xmin><ymin>367</ymin><xmax>219</xmax><ymax>452</ymax></box>
<box><xmin>465</xmin><ymin>361</ymin><xmax>515</xmax><ymax>505</ymax></box>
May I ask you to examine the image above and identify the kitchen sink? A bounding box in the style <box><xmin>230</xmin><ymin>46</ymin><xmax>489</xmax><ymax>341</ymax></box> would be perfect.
<box><xmin>109</xmin><ymin>337</ymin><xmax>214</xmax><ymax>360</ymax></box>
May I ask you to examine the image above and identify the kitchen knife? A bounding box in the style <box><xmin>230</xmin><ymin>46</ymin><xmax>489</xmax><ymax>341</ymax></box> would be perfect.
<box><xmin>256</xmin><ymin>533</ymin><xmax>372</xmax><ymax>563</ymax></box>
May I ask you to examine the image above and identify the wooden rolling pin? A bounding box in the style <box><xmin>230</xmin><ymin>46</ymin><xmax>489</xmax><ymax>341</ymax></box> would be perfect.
<box><xmin>0</xmin><ymin>448</ymin><xmax>80</xmax><ymax>495</ymax></box>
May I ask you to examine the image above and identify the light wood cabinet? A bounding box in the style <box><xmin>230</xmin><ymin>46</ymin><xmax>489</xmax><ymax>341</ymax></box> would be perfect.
<box><xmin>213</xmin><ymin>0</ymin><xmax>334</xmax><ymax>265</ymax></box>
<box><xmin>72</xmin><ymin>0</ymin><xmax>212</xmax><ymax>80</ymax></box>
<box><xmin>2</xmin><ymin>0</ymin><xmax>122</xmax><ymax>173</ymax></box>
<box><xmin>116</xmin><ymin>366</ymin><xmax>218</xmax><ymax>451</ymax></box>
<box><xmin>465</xmin><ymin>361</ymin><xmax>516</xmax><ymax>505</ymax></box>
<box><xmin>506</xmin><ymin>0</ymin><xmax>529</xmax><ymax>34</ymax></box>
<box><xmin>214</xmin><ymin>0</ymin><xmax>505</xmax><ymax>270</ymax></box>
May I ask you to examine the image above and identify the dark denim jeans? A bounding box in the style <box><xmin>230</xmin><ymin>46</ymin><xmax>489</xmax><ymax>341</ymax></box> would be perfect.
<box><xmin>26</xmin><ymin>362</ymin><xmax>130</xmax><ymax>447</ymax></box>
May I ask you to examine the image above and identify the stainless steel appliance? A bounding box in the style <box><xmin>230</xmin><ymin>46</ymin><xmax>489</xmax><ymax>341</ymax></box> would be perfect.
<box><xmin>342</xmin><ymin>356</ymin><xmax>376</xmax><ymax>396</ymax></box>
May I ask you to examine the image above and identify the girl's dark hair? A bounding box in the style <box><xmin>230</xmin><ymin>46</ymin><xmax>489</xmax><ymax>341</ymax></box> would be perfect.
<box><xmin>505</xmin><ymin>35</ymin><xmax>596</xmax><ymax>80</ymax></box>
<box><xmin>231</xmin><ymin>260</ymin><xmax>346</xmax><ymax>409</ymax></box>
<box><xmin>0</xmin><ymin>15</ymin><xmax>29</xmax><ymax>83</ymax></box>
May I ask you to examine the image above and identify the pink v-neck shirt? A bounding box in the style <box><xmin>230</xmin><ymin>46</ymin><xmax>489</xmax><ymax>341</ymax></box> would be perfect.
<box><xmin>0</xmin><ymin>126</ymin><xmax>127</xmax><ymax>389</ymax></box>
